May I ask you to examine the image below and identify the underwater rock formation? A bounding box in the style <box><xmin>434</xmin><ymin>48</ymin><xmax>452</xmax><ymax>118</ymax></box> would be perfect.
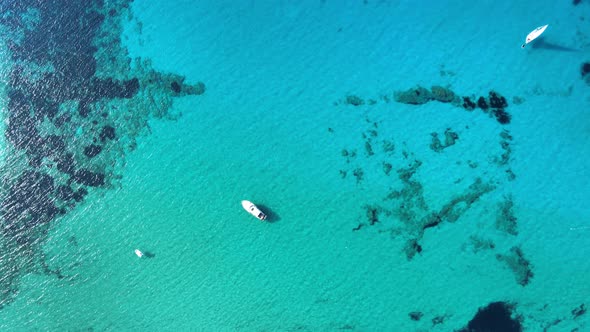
<box><xmin>496</xmin><ymin>247</ymin><xmax>534</xmax><ymax>286</ymax></box>
<box><xmin>462</xmin><ymin>96</ymin><xmax>476</xmax><ymax>110</ymax></box>
<box><xmin>581</xmin><ymin>62</ymin><xmax>590</xmax><ymax>85</ymax></box>
<box><xmin>163</xmin><ymin>75</ymin><xmax>205</xmax><ymax>97</ymax></box>
<box><xmin>334</xmin><ymin>77</ymin><xmax>527</xmax><ymax>297</ymax></box>
<box><xmin>493</xmin><ymin>130</ymin><xmax>516</xmax><ymax>181</ymax></box>
<box><xmin>399</xmin><ymin>178</ymin><xmax>495</xmax><ymax>259</ymax></box>
<box><xmin>393</xmin><ymin>85</ymin><xmax>512</xmax><ymax>125</ymax></box>
<box><xmin>492</xmin><ymin>108</ymin><xmax>511</xmax><ymax>125</ymax></box>
<box><xmin>463</xmin><ymin>91</ymin><xmax>511</xmax><ymax>124</ymax></box>
<box><xmin>459</xmin><ymin>302</ymin><xmax>523</xmax><ymax>332</ymax></box>
<box><xmin>394</xmin><ymin>86</ymin><xmax>432</xmax><ymax>105</ymax></box>
<box><xmin>364</xmin><ymin>205</ymin><xmax>381</xmax><ymax>226</ymax></box>
<box><xmin>342</xmin><ymin>132</ymin><xmax>494</xmax><ymax>260</ymax></box>
<box><xmin>72</xmin><ymin>169</ymin><xmax>106</xmax><ymax>187</ymax></box>
<box><xmin>345</xmin><ymin>95</ymin><xmax>365</xmax><ymax>106</ymax></box>
<box><xmin>430</xmin><ymin>85</ymin><xmax>457</xmax><ymax>103</ymax></box>
<box><xmin>84</xmin><ymin>144</ymin><xmax>103</xmax><ymax>158</ymax></box>
<box><xmin>0</xmin><ymin>0</ymin><xmax>206</xmax><ymax>309</ymax></box>
<box><xmin>99</xmin><ymin>125</ymin><xmax>116</xmax><ymax>142</ymax></box>
<box><xmin>3</xmin><ymin>171</ymin><xmax>59</xmax><ymax>233</ymax></box>
<box><xmin>463</xmin><ymin>235</ymin><xmax>496</xmax><ymax>253</ymax></box>
<box><xmin>408</xmin><ymin>311</ymin><xmax>423</xmax><ymax>321</ymax></box>
<box><xmin>477</xmin><ymin>96</ymin><xmax>488</xmax><ymax>110</ymax></box>
<box><xmin>496</xmin><ymin>196</ymin><xmax>518</xmax><ymax>235</ymax></box>
<box><xmin>489</xmin><ymin>91</ymin><xmax>508</xmax><ymax>109</ymax></box>
<box><xmin>572</xmin><ymin>304</ymin><xmax>586</xmax><ymax>319</ymax></box>
<box><xmin>429</xmin><ymin>128</ymin><xmax>459</xmax><ymax>152</ymax></box>
<box><xmin>391</xmin><ymin>85</ymin><xmax>435</xmax><ymax>104</ymax></box>
<box><xmin>474</xmin><ymin>91</ymin><xmax>511</xmax><ymax>124</ymax></box>
<box><xmin>430</xmin><ymin>133</ymin><xmax>444</xmax><ymax>152</ymax></box>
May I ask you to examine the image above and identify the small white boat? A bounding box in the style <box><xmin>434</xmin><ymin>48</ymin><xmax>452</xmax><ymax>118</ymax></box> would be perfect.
<box><xmin>241</xmin><ymin>200</ymin><xmax>267</xmax><ymax>221</ymax></box>
<box><xmin>134</xmin><ymin>249</ymin><xmax>144</xmax><ymax>258</ymax></box>
<box><xmin>521</xmin><ymin>24</ymin><xmax>548</xmax><ymax>48</ymax></box>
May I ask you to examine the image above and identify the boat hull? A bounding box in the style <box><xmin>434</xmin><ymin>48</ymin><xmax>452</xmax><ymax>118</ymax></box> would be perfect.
<box><xmin>522</xmin><ymin>24</ymin><xmax>548</xmax><ymax>48</ymax></box>
<box><xmin>241</xmin><ymin>200</ymin><xmax>267</xmax><ymax>221</ymax></box>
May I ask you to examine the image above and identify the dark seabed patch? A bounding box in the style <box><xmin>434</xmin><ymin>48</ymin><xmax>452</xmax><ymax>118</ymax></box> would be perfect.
<box><xmin>330</xmin><ymin>79</ymin><xmax>542</xmax><ymax>328</ymax></box>
<box><xmin>458</xmin><ymin>301</ymin><xmax>523</xmax><ymax>332</ymax></box>
<box><xmin>0</xmin><ymin>0</ymin><xmax>205</xmax><ymax>308</ymax></box>
<box><xmin>333</xmin><ymin>87</ymin><xmax>522</xmax><ymax>261</ymax></box>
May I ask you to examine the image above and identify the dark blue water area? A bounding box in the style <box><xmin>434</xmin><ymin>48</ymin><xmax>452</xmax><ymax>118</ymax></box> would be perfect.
<box><xmin>0</xmin><ymin>0</ymin><xmax>204</xmax><ymax>310</ymax></box>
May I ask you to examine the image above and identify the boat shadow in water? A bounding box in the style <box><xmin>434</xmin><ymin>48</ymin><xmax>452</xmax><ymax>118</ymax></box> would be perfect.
<box><xmin>143</xmin><ymin>251</ymin><xmax>156</xmax><ymax>258</ymax></box>
<box><xmin>531</xmin><ymin>38</ymin><xmax>579</xmax><ymax>52</ymax></box>
<box><xmin>258</xmin><ymin>204</ymin><xmax>280</xmax><ymax>223</ymax></box>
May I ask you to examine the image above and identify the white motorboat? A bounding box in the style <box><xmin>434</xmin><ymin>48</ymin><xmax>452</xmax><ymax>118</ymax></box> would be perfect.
<box><xmin>134</xmin><ymin>249</ymin><xmax>144</xmax><ymax>258</ymax></box>
<box><xmin>241</xmin><ymin>200</ymin><xmax>267</xmax><ymax>221</ymax></box>
<box><xmin>521</xmin><ymin>24</ymin><xmax>548</xmax><ymax>48</ymax></box>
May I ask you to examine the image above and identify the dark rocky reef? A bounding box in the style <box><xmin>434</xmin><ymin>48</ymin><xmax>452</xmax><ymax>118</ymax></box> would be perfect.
<box><xmin>459</xmin><ymin>302</ymin><xmax>523</xmax><ymax>332</ymax></box>
<box><xmin>334</xmin><ymin>81</ymin><xmax>525</xmax><ymax>287</ymax></box>
<box><xmin>84</xmin><ymin>144</ymin><xmax>103</xmax><ymax>158</ymax></box>
<box><xmin>477</xmin><ymin>96</ymin><xmax>488</xmax><ymax>110</ymax></box>
<box><xmin>99</xmin><ymin>125</ymin><xmax>116</xmax><ymax>142</ymax></box>
<box><xmin>352</xmin><ymin>167</ymin><xmax>364</xmax><ymax>183</ymax></box>
<box><xmin>408</xmin><ymin>311</ymin><xmax>423</xmax><ymax>321</ymax></box>
<box><xmin>492</xmin><ymin>108</ymin><xmax>511</xmax><ymax>125</ymax></box>
<box><xmin>0</xmin><ymin>0</ymin><xmax>205</xmax><ymax>309</ymax></box>
<box><xmin>462</xmin><ymin>96</ymin><xmax>476</xmax><ymax>110</ymax></box>
<box><xmin>344</xmin><ymin>95</ymin><xmax>365</xmax><ymax>106</ymax></box>
<box><xmin>496</xmin><ymin>246</ymin><xmax>534</xmax><ymax>286</ymax></box>
<box><xmin>72</xmin><ymin>169</ymin><xmax>106</xmax><ymax>187</ymax></box>
<box><xmin>341</xmin><ymin>85</ymin><xmax>515</xmax><ymax>126</ymax></box>
<box><xmin>363</xmin><ymin>205</ymin><xmax>382</xmax><ymax>226</ymax></box>
<box><xmin>394</xmin><ymin>86</ymin><xmax>512</xmax><ymax>125</ymax></box>
<box><xmin>488</xmin><ymin>91</ymin><xmax>508</xmax><ymax>109</ymax></box>
<box><xmin>581</xmin><ymin>62</ymin><xmax>590</xmax><ymax>85</ymax></box>
<box><xmin>496</xmin><ymin>130</ymin><xmax>513</xmax><ymax>165</ymax></box>
<box><xmin>493</xmin><ymin>130</ymin><xmax>516</xmax><ymax>181</ymax></box>
<box><xmin>401</xmin><ymin>178</ymin><xmax>495</xmax><ymax>259</ymax></box>
<box><xmin>382</xmin><ymin>162</ymin><xmax>392</xmax><ymax>175</ymax></box>
<box><xmin>432</xmin><ymin>315</ymin><xmax>446</xmax><ymax>326</ymax></box>
<box><xmin>2</xmin><ymin>171</ymin><xmax>59</xmax><ymax>236</ymax></box>
<box><xmin>393</xmin><ymin>85</ymin><xmax>458</xmax><ymax>104</ymax></box>
<box><xmin>496</xmin><ymin>195</ymin><xmax>518</xmax><ymax>235</ymax></box>
<box><xmin>394</xmin><ymin>86</ymin><xmax>433</xmax><ymax>105</ymax></box>
<box><xmin>463</xmin><ymin>235</ymin><xmax>495</xmax><ymax>253</ymax></box>
<box><xmin>429</xmin><ymin>128</ymin><xmax>459</xmax><ymax>152</ymax></box>
<box><xmin>403</xmin><ymin>239</ymin><xmax>423</xmax><ymax>259</ymax></box>
<box><xmin>465</xmin><ymin>91</ymin><xmax>511</xmax><ymax>124</ymax></box>
<box><xmin>165</xmin><ymin>75</ymin><xmax>205</xmax><ymax>97</ymax></box>
<box><xmin>345</xmin><ymin>141</ymin><xmax>494</xmax><ymax>259</ymax></box>
<box><xmin>430</xmin><ymin>85</ymin><xmax>456</xmax><ymax>102</ymax></box>
<box><xmin>572</xmin><ymin>304</ymin><xmax>586</xmax><ymax>319</ymax></box>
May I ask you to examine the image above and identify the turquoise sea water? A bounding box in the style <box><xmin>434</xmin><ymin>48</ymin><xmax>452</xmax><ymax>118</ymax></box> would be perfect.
<box><xmin>0</xmin><ymin>0</ymin><xmax>589</xmax><ymax>331</ymax></box>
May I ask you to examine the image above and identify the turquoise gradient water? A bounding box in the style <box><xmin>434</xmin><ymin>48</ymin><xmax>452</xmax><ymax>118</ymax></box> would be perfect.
<box><xmin>0</xmin><ymin>1</ymin><xmax>589</xmax><ymax>331</ymax></box>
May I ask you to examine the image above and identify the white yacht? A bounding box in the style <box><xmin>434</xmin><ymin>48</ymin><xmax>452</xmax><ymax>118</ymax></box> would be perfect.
<box><xmin>521</xmin><ymin>24</ymin><xmax>548</xmax><ymax>48</ymax></box>
<box><xmin>241</xmin><ymin>200</ymin><xmax>267</xmax><ymax>221</ymax></box>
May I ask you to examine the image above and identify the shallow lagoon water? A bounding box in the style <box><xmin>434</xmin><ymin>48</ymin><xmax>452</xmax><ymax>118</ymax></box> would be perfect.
<box><xmin>0</xmin><ymin>0</ymin><xmax>588</xmax><ymax>331</ymax></box>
